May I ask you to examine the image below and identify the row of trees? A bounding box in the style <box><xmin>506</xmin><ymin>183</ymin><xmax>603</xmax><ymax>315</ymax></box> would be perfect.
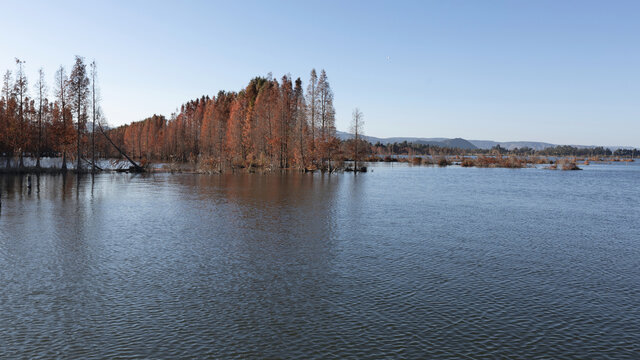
<box><xmin>1</xmin><ymin>57</ymin><xmax>375</xmax><ymax>173</ymax></box>
<box><xmin>0</xmin><ymin>59</ymin><xmax>359</xmax><ymax>171</ymax></box>
<box><xmin>0</xmin><ymin>56</ymin><xmax>102</xmax><ymax>172</ymax></box>
<box><xmin>372</xmin><ymin>141</ymin><xmax>637</xmax><ymax>158</ymax></box>
<box><xmin>104</xmin><ymin>69</ymin><xmax>344</xmax><ymax>171</ymax></box>
<box><xmin>2</xmin><ymin>57</ymin><xmax>636</xmax><ymax>174</ymax></box>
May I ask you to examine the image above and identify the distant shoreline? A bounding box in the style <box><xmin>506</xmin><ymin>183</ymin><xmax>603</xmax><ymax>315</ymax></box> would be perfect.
<box><xmin>0</xmin><ymin>155</ymin><xmax>634</xmax><ymax>175</ymax></box>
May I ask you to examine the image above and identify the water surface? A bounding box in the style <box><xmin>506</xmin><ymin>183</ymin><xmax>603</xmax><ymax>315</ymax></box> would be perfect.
<box><xmin>1</xmin><ymin>163</ymin><xmax>639</xmax><ymax>358</ymax></box>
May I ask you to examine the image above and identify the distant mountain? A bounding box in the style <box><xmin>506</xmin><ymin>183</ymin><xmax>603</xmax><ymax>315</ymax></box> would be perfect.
<box><xmin>336</xmin><ymin>131</ymin><xmax>478</xmax><ymax>150</ymax></box>
<box><xmin>441</xmin><ymin>138</ymin><xmax>478</xmax><ymax>149</ymax></box>
<box><xmin>336</xmin><ymin>131</ymin><xmax>635</xmax><ymax>151</ymax></box>
<box><xmin>470</xmin><ymin>140</ymin><xmax>636</xmax><ymax>151</ymax></box>
<box><xmin>468</xmin><ymin>140</ymin><xmax>555</xmax><ymax>151</ymax></box>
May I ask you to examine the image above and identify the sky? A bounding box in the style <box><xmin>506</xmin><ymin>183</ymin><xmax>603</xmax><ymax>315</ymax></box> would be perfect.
<box><xmin>1</xmin><ymin>0</ymin><xmax>639</xmax><ymax>147</ymax></box>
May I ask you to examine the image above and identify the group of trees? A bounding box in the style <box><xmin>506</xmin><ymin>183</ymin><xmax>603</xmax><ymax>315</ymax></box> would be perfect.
<box><xmin>104</xmin><ymin>69</ymin><xmax>343</xmax><ymax>171</ymax></box>
<box><xmin>0</xmin><ymin>56</ymin><xmax>101</xmax><ymax>172</ymax></box>
<box><xmin>372</xmin><ymin>141</ymin><xmax>471</xmax><ymax>156</ymax></box>
<box><xmin>370</xmin><ymin>141</ymin><xmax>637</xmax><ymax>158</ymax></box>
<box><xmin>0</xmin><ymin>59</ymin><xmax>357</xmax><ymax>171</ymax></box>
<box><xmin>538</xmin><ymin>145</ymin><xmax>615</xmax><ymax>157</ymax></box>
<box><xmin>8</xmin><ymin>57</ymin><xmax>632</xmax><ymax>174</ymax></box>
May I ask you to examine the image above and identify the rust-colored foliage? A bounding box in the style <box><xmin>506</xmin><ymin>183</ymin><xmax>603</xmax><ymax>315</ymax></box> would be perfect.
<box><xmin>92</xmin><ymin>69</ymin><xmax>338</xmax><ymax>172</ymax></box>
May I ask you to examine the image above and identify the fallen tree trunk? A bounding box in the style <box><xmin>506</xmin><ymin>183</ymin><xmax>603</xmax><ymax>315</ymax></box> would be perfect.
<box><xmin>82</xmin><ymin>157</ymin><xmax>104</xmax><ymax>171</ymax></box>
<box><xmin>98</xmin><ymin>123</ymin><xmax>145</xmax><ymax>172</ymax></box>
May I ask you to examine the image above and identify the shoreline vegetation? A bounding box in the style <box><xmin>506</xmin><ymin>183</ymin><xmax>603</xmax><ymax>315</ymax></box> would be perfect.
<box><xmin>1</xmin><ymin>57</ymin><xmax>636</xmax><ymax>175</ymax></box>
<box><xmin>1</xmin><ymin>154</ymin><xmax>636</xmax><ymax>175</ymax></box>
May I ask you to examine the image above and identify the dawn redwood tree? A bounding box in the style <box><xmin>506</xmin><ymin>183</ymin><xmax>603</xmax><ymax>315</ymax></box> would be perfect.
<box><xmin>89</xmin><ymin>61</ymin><xmax>100</xmax><ymax>173</ymax></box>
<box><xmin>253</xmin><ymin>81</ymin><xmax>279</xmax><ymax>166</ymax></box>
<box><xmin>200</xmin><ymin>97</ymin><xmax>216</xmax><ymax>157</ymax></box>
<box><xmin>279</xmin><ymin>75</ymin><xmax>294</xmax><ymax>168</ymax></box>
<box><xmin>292</xmin><ymin>77</ymin><xmax>307</xmax><ymax>168</ymax></box>
<box><xmin>317</xmin><ymin>69</ymin><xmax>336</xmax><ymax>170</ymax></box>
<box><xmin>34</xmin><ymin>68</ymin><xmax>47</xmax><ymax>168</ymax></box>
<box><xmin>0</xmin><ymin>86</ymin><xmax>5</xmax><ymax>159</ymax></box>
<box><xmin>14</xmin><ymin>59</ymin><xmax>28</xmax><ymax>168</ymax></box>
<box><xmin>213</xmin><ymin>91</ymin><xmax>233</xmax><ymax>170</ymax></box>
<box><xmin>306</xmin><ymin>69</ymin><xmax>318</xmax><ymax>161</ymax></box>
<box><xmin>351</xmin><ymin>108</ymin><xmax>364</xmax><ymax>172</ymax></box>
<box><xmin>68</xmin><ymin>56</ymin><xmax>90</xmax><ymax>171</ymax></box>
<box><xmin>1</xmin><ymin>70</ymin><xmax>15</xmax><ymax>168</ymax></box>
<box><xmin>54</xmin><ymin>66</ymin><xmax>72</xmax><ymax>170</ymax></box>
<box><xmin>195</xmin><ymin>97</ymin><xmax>207</xmax><ymax>154</ymax></box>
<box><xmin>123</xmin><ymin>120</ymin><xmax>134</xmax><ymax>158</ymax></box>
<box><xmin>225</xmin><ymin>92</ymin><xmax>247</xmax><ymax>166</ymax></box>
<box><xmin>96</xmin><ymin>69</ymin><xmax>338</xmax><ymax>172</ymax></box>
<box><xmin>0</xmin><ymin>63</ymin><xmax>350</xmax><ymax>173</ymax></box>
<box><xmin>317</xmin><ymin>69</ymin><xmax>335</xmax><ymax>139</ymax></box>
<box><xmin>240</xmin><ymin>77</ymin><xmax>265</xmax><ymax>167</ymax></box>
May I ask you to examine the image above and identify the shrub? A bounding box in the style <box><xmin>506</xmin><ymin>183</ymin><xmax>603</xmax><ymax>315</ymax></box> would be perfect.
<box><xmin>460</xmin><ymin>158</ymin><xmax>475</xmax><ymax>167</ymax></box>
<box><xmin>438</xmin><ymin>157</ymin><xmax>451</xmax><ymax>167</ymax></box>
<box><xmin>561</xmin><ymin>162</ymin><xmax>581</xmax><ymax>170</ymax></box>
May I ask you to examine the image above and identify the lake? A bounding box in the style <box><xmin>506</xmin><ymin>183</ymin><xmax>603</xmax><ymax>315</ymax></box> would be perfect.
<box><xmin>1</xmin><ymin>162</ymin><xmax>639</xmax><ymax>359</ymax></box>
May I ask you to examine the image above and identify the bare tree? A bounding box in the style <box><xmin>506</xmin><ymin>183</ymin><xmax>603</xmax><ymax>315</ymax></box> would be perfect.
<box><xmin>34</xmin><ymin>68</ymin><xmax>47</xmax><ymax>169</ymax></box>
<box><xmin>68</xmin><ymin>56</ymin><xmax>89</xmax><ymax>172</ymax></box>
<box><xmin>1</xmin><ymin>70</ymin><xmax>11</xmax><ymax>101</ymax></box>
<box><xmin>90</xmin><ymin>60</ymin><xmax>100</xmax><ymax>173</ymax></box>
<box><xmin>317</xmin><ymin>69</ymin><xmax>336</xmax><ymax>170</ymax></box>
<box><xmin>293</xmin><ymin>77</ymin><xmax>306</xmax><ymax>168</ymax></box>
<box><xmin>14</xmin><ymin>59</ymin><xmax>27</xmax><ymax>168</ymax></box>
<box><xmin>317</xmin><ymin>69</ymin><xmax>335</xmax><ymax>140</ymax></box>
<box><xmin>351</xmin><ymin>108</ymin><xmax>364</xmax><ymax>172</ymax></box>
<box><xmin>306</xmin><ymin>69</ymin><xmax>318</xmax><ymax>156</ymax></box>
<box><xmin>2</xmin><ymin>71</ymin><xmax>13</xmax><ymax>169</ymax></box>
<box><xmin>54</xmin><ymin>66</ymin><xmax>69</xmax><ymax>170</ymax></box>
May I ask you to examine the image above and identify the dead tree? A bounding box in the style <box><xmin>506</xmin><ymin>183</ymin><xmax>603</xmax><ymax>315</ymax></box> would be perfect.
<box><xmin>98</xmin><ymin>123</ymin><xmax>144</xmax><ymax>172</ymax></box>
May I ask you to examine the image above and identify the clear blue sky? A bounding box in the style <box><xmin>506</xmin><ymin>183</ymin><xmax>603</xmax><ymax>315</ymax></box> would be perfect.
<box><xmin>1</xmin><ymin>0</ymin><xmax>639</xmax><ymax>147</ymax></box>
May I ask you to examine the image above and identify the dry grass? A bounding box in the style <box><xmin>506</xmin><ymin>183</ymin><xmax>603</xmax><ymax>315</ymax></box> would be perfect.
<box><xmin>547</xmin><ymin>158</ymin><xmax>581</xmax><ymax>170</ymax></box>
<box><xmin>529</xmin><ymin>156</ymin><xmax>552</xmax><ymax>164</ymax></box>
<box><xmin>196</xmin><ymin>156</ymin><xmax>221</xmax><ymax>173</ymax></box>
<box><xmin>460</xmin><ymin>157</ymin><xmax>475</xmax><ymax>167</ymax></box>
<box><xmin>474</xmin><ymin>155</ymin><xmax>526</xmax><ymax>168</ymax></box>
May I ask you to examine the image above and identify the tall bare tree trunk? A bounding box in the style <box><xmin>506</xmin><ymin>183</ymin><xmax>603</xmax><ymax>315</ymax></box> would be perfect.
<box><xmin>58</xmin><ymin>67</ymin><xmax>68</xmax><ymax>172</ymax></box>
<box><xmin>35</xmin><ymin>68</ymin><xmax>46</xmax><ymax>170</ymax></box>
<box><xmin>351</xmin><ymin>108</ymin><xmax>364</xmax><ymax>174</ymax></box>
<box><xmin>91</xmin><ymin>62</ymin><xmax>96</xmax><ymax>174</ymax></box>
<box><xmin>77</xmin><ymin>100</ymin><xmax>81</xmax><ymax>172</ymax></box>
<box><xmin>15</xmin><ymin>59</ymin><xmax>26</xmax><ymax>169</ymax></box>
